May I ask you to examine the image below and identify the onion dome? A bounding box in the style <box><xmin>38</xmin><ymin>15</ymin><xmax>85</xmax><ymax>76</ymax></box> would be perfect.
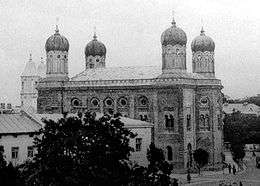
<box><xmin>161</xmin><ymin>17</ymin><xmax>187</xmax><ymax>46</ymax></box>
<box><xmin>85</xmin><ymin>33</ymin><xmax>106</xmax><ymax>57</ymax></box>
<box><xmin>191</xmin><ymin>27</ymin><xmax>215</xmax><ymax>52</ymax></box>
<box><xmin>45</xmin><ymin>25</ymin><xmax>69</xmax><ymax>52</ymax></box>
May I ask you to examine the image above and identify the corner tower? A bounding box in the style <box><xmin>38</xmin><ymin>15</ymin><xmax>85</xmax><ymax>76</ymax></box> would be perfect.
<box><xmin>161</xmin><ymin>16</ymin><xmax>187</xmax><ymax>73</ymax></box>
<box><xmin>191</xmin><ymin>27</ymin><xmax>215</xmax><ymax>78</ymax></box>
<box><xmin>20</xmin><ymin>54</ymin><xmax>38</xmax><ymax>111</ymax></box>
<box><xmin>45</xmin><ymin>25</ymin><xmax>69</xmax><ymax>81</ymax></box>
<box><xmin>85</xmin><ymin>32</ymin><xmax>106</xmax><ymax>69</ymax></box>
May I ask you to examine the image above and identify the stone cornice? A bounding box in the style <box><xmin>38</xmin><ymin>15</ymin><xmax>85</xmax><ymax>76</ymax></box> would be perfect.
<box><xmin>37</xmin><ymin>77</ymin><xmax>222</xmax><ymax>90</ymax></box>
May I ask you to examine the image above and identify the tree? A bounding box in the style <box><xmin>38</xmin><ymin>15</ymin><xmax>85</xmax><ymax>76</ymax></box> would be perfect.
<box><xmin>230</xmin><ymin>144</ymin><xmax>245</xmax><ymax>163</ymax></box>
<box><xmin>193</xmin><ymin>148</ymin><xmax>209</xmax><ymax>174</ymax></box>
<box><xmin>146</xmin><ymin>143</ymin><xmax>172</xmax><ymax>186</ymax></box>
<box><xmin>21</xmin><ymin>112</ymin><xmax>136</xmax><ymax>186</ymax></box>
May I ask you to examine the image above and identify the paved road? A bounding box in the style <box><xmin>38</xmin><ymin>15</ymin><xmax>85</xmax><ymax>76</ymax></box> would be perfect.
<box><xmin>197</xmin><ymin>155</ymin><xmax>260</xmax><ymax>186</ymax></box>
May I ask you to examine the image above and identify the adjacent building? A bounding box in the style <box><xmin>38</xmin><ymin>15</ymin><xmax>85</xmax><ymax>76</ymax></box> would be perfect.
<box><xmin>223</xmin><ymin>102</ymin><xmax>260</xmax><ymax>117</ymax></box>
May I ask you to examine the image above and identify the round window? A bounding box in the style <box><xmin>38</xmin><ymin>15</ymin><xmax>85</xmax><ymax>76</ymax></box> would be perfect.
<box><xmin>72</xmin><ymin>99</ymin><xmax>80</xmax><ymax>106</ymax></box>
<box><xmin>119</xmin><ymin>98</ymin><xmax>127</xmax><ymax>107</ymax></box>
<box><xmin>96</xmin><ymin>59</ymin><xmax>100</xmax><ymax>62</ymax></box>
<box><xmin>57</xmin><ymin>55</ymin><xmax>60</xmax><ymax>58</ymax></box>
<box><xmin>140</xmin><ymin>98</ymin><xmax>148</xmax><ymax>106</ymax></box>
<box><xmin>91</xmin><ymin>99</ymin><xmax>99</xmax><ymax>107</ymax></box>
<box><xmin>106</xmin><ymin>99</ymin><xmax>113</xmax><ymax>106</ymax></box>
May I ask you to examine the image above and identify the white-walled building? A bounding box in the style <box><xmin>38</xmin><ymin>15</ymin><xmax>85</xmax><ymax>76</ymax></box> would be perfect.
<box><xmin>0</xmin><ymin>110</ymin><xmax>153</xmax><ymax>166</ymax></box>
<box><xmin>223</xmin><ymin>102</ymin><xmax>260</xmax><ymax>116</ymax></box>
<box><xmin>0</xmin><ymin>111</ymin><xmax>41</xmax><ymax>166</ymax></box>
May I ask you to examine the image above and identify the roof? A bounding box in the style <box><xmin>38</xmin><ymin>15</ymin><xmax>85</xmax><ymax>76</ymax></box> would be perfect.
<box><xmin>22</xmin><ymin>57</ymin><xmax>37</xmax><ymax>76</ymax></box>
<box><xmin>34</xmin><ymin>113</ymin><xmax>153</xmax><ymax>128</ymax></box>
<box><xmin>0</xmin><ymin>113</ymin><xmax>42</xmax><ymax>134</ymax></box>
<box><xmin>71</xmin><ymin>66</ymin><xmax>206</xmax><ymax>81</ymax></box>
<box><xmin>223</xmin><ymin>103</ymin><xmax>260</xmax><ymax>116</ymax></box>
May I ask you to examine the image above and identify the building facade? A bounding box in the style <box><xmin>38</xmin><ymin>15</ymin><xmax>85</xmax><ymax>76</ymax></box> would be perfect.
<box><xmin>34</xmin><ymin>16</ymin><xmax>223</xmax><ymax>169</ymax></box>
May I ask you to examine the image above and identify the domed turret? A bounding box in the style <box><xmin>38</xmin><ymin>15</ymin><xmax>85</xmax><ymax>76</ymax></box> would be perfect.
<box><xmin>191</xmin><ymin>27</ymin><xmax>215</xmax><ymax>52</ymax></box>
<box><xmin>45</xmin><ymin>25</ymin><xmax>69</xmax><ymax>81</ymax></box>
<box><xmin>161</xmin><ymin>16</ymin><xmax>187</xmax><ymax>73</ymax></box>
<box><xmin>191</xmin><ymin>27</ymin><xmax>215</xmax><ymax>78</ymax></box>
<box><xmin>85</xmin><ymin>33</ymin><xmax>106</xmax><ymax>69</ymax></box>
<box><xmin>161</xmin><ymin>19</ymin><xmax>187</xmax><ymax>47</ymax></box>
<box><xmin>45</xmin><ymin>26</ymin><xmax>69</xmax><ymax>52</ymax></box>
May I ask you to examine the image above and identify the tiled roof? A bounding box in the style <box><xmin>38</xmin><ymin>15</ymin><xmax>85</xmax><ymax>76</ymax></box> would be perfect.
<box><xmin>71</xmin><ymin>66</ymin><xmax>162</xmax><ymax>81</ymax></box>
<box><xmin>71</xmin><ymin>66</ymin><xmax>207</xmax><ymax>82</ymax></box>
<box><xmin>223</xmin><ymin>103</ymin><xmax>260</xmax><ymax>115</ymax></box>
<box><xmin>0</xmin><ymin>113</ymin><xmax>41</xmax><ymax>134</ymax></box>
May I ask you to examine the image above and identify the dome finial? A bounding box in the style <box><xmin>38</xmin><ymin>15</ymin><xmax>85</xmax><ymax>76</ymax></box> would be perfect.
<box><xmin>93</xmin><ymin>26</ymin><xmax>97</xmax><ymax>40</ymax></box>
<box><xmin>171</xmin><ymin>10</ymin><xmax>176</xmax><ymax>26</ymax></box>
<box><xmin>200</xmin><ymin>18</ymin><xmax>205</xmax><ymax>35</ymax></box>
<box><xmin>55</xmin><ymin>17</ymin><xmax>59</xmax><ymax>34</ymax></box>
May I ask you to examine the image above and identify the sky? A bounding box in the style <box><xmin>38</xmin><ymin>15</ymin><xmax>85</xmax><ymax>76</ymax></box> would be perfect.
<box><xmin>0</xmin><ymin>0</ymin><xmax>259</xmax><ymax>105</ymax></box>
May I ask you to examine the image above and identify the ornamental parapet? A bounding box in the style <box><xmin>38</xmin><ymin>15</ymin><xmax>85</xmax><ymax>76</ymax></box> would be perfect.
<box><xmin>37</xmin><ymin>77</ymin><xmax>222</xmax><ymax>89</ymax></box>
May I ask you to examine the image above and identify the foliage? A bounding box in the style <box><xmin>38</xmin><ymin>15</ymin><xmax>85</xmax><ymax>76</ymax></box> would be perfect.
<box><xmin>21</xmin><ymin>112</ymin><xmax>136</xmax><ymax>186</ymax></box>
<box><xmin>129</xmin><ymin>143</ymin><xmax>172</xmax><ymax>186</ymax></box>
<box><xmin>230</xmin><ymin>144</ymin><xmax>245</xmax><ymax>163</ymax></box>
<box><xmin>0</xmin><ymin>147</ymin><xmax>25</xmax><ymax>186</ymax></box>
<box><xmin>193</xmin><ymin>148</ymin><xmax>209</xmax><ymax>174</ymax></box>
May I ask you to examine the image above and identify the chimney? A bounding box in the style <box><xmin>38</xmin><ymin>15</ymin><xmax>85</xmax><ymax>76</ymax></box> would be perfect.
<box><xmin>0</xmin><ymin>103</ymin><xmax>5</xmax><ymax>109</ymax></box>
<box><xmin>7</xmin><ymin>103</ymin><xmax>12</xmax><ymax>109</ymax></box>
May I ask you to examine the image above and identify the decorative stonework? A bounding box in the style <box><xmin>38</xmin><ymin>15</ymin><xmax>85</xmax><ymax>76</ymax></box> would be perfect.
<box><xmin>162</xmin><ymin>44</ymin><xmax>186</xmax><ymax>71</ymax></box>
<box><xmin>85</xmin><ymin>55</ymin><xmax>106</xmax><ymax>69</ymax></box>
<box><xmin>192</xmin><ymin>51</ymin><xmax>214</xmax><ymax>76</ymax></box>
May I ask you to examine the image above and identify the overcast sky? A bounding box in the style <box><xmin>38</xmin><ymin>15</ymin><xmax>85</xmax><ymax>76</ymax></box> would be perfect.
<box><xmin>0</xmin><ymin>0</ymin><xmax>259</xmax><ymax>105</ymax></box>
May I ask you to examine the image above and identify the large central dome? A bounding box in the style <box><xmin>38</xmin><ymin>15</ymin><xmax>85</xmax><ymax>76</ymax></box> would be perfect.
<box><xmin>45</xmin><ymin>26</ymin><xmax>69</xmax><ymax>52</ymax></box>
<box><xmin>85</xmin><ymin>34</ymin><xmax>106</xmax><ymax>57</ymax></box>
<box><xmin>161</xmin><ymin>18</ymin><xmax>187</xmax><ymax>46</ymax></box>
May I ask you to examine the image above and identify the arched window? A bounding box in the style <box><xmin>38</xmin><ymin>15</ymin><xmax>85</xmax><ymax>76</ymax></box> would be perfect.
<box><xmin>205</xmin><ymin>114</ymin><xmax>210</xmax><ymax>130</ymax></box>
<box><xmin>165</xmin><ymin>115</ymin><xmax>169</xmax><ymax>128</ymax></box>
<box><xmin>187</xmin><ymin>114</ymin><xmax>191</xmax><ymax>131</ymax></box>
<box><xmin>140</xmin><ymin>115</ymin><xmax>143</xmax><ymax>121</ymax></box>
<box><xmin>200</xmin><ymin>114</ymin><xmax>205</xmax><ymax>130</ymax></box>
<box><xmin>166</xmin><ymin>146</ymin><xmax>173</xmax><ymax>161</ymax></box>
<box><xmin>143</xmin><ymin>115</ymin><xmax>148</xmax><ymax>121</ymax></box>
<box><xmin>169</xmin><ymin>114</ymin><xmax>174</xmax><ymax>128</ymax></box>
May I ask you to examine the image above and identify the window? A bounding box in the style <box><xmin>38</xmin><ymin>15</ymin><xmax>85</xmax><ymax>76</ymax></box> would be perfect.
<box><xmin>64</xmin><ymin>55</ymin><xmax>67</xmax><ymax>59</ymax></box>
<box><xmin>89</xmin><ymin>64</ymin><xmax>94</xmax><ymax>68</ymax></box>
<box><xmin>22</xmin><ymin>82</ymin><xmax>24</xmax><ymax>90</ymax></box>
<box><xmin>91</xmin><ymin>98</ymin><xmax>99</xmax><ymax>107</ymax></box>
<box><xmin>11</xmin><ymin>147</ymin><xmax>19</xmax><ymax>159</ymax></box>
<box><xmin>139</xmin><ymin>96</ymin><xmax>149</xmax><ymax>107</ymax></box>
<box><xmin>104</xmin><ymin>98</ymin><xmax>113</xmax><ymax>107</ymax></box>
<box><xmin>166</xmin><ymin>146</ymin><xmax>173</xmax><ymax>161</ymax></box>
<box><xmin>57</xmin><ymin>55</ymin><xmax>60</xmax><ymax>58</ymax></box>
<box><xmin>165</xmin><ymin>115</ymin><xmax>169</xmax><ymax>127</ymax></box>
<box><xmin>71</xmin><ymin>98</ymin><xmax>80</xmax><ymax>107</ymax></box>
<box><xmin>205</xmin><ymin>114</ymin><xmax>210</xmax><ymax>130</ymax></box>
<box><xmin>136</xmin><ymin>138</ymin><xmax>142</xmax><ymax>152</ymax></box>
<box><xmin>96</xmin><ymin>59</ymin><xmax>100</xmax><ymax>62</ymax></box>
<box><xmin>27</xmin><ymin>146</ymin><xmax>34</xmax><ymax>158</ymax></box>
<box><xmin>165</xmin><ymin>114</ymin><xmax>174</xmax><ymax>129</ymax></box>
<box><xmin>187</xmin><ymin>114</ymin><xmax>191</xmax><ymax>131</ymax></box>
<box><xmin>119</xmin><ymin>97</ymin><xmax>127</xmax><ymax>107</ymax></box>
<box><xmin>169</xmin><ymin>115</ymin><xmax>174</xmax><ymax>128</ymax></box>
<box><xmin>199</xmin><ymin>114</ymin><xmax>205</xmax><ymax>131</ymax></box>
